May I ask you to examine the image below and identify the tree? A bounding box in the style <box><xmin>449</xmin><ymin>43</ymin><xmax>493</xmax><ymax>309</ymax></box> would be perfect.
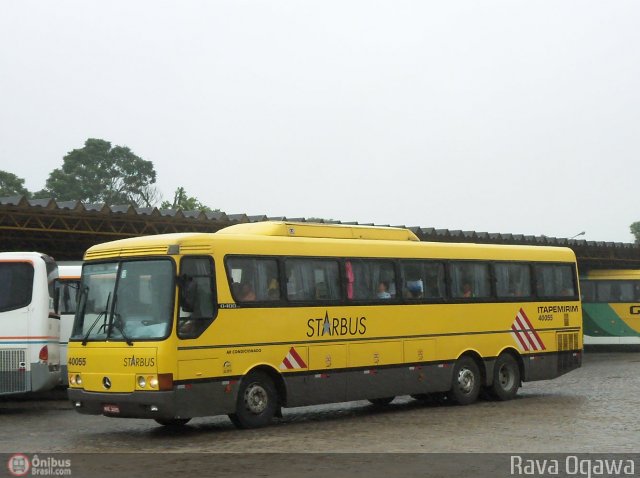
<box><xmin>161</xmin><ymin>187</ymin><xmax>213</xmax><ymax>212</ymax></box>
<box><xmin>631</xmin><ymin>222</ymin><xmax>640</xmax><ymax>244</ymax></box>
<box><xmin>0</xmin><ymin>170</ymin><xmax>30</xmax><ymax>197</ymax></box>
<box><xmin>42</xmin><ymin>138</ymin><xmax>157</xmax><ymax>206</ymax></box>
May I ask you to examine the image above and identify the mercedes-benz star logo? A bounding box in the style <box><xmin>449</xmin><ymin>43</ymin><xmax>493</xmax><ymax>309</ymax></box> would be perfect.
<box><xmin>102</xmin><ymin>376</ymin><xmax>112</xmax><ymax>390</ymax></box>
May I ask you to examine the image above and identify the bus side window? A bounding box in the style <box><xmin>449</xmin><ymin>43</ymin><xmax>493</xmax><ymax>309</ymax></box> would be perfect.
<box><xmin>401</xmin><ymin>261</ymin><xmax>445</xmax><ymax>300</ymax></box>
<box><xmin>534</xmin><ymin>264</ymin><xmax>576</xmax><ymax>298</ymax></box>
<box><xmin>285</xmin><ymin>259</ymin><xmax>341</xmax><ymax>302</ymax></box>
<box><xmin>450</xmin><ymin>262</ymin><xmax>491</xmax><ymax>299</ymax></box>
<box><xmin>178</xmin><ymin>257</ymin><xmax>216</xmax><ymax>339</ymax></box>
<box><xmin>227</xmin><ymin>257</ymin><xmax>280</xmax><ymax>303</ymax></box>
<box><xmin>495</xmin><ymin>263</ymin><xmax>531</xmax><ymax>298</ymax></box>
<box><xmin>348</xmin><ymin>260</ymin><xmax>396</xmax><ymax>301</ymax></box>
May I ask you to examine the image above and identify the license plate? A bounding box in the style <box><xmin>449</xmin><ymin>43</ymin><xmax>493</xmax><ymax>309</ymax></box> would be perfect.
<box><xmin>103</xmin><ymin>404</ymin><xmax>120</xmax><ymax>414</ymax></box>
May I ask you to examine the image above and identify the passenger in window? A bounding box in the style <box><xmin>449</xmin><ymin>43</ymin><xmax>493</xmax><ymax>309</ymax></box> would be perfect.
<box><xmin>376</xmin><ymin>281</ymin><xmax>391</xmax><ymax>299</ymax></box>
<box><xmin>267</xmin><ymin>278</ymin><xmax>280</xmax><ymax>300</ymax></box>
<box><xmin>462</xmin><ymin>282</ymin><xmax>473</xmax><ymax>298</ymax></box>
<box><xmin>239</xmin><ymin>283</ymin><xmax>256</xmax><ymax>301</ymax></box>
<box><xmin>406</xmin><ymin>280</ymin><xmax>423</xmax><ymax>299</ymax></box>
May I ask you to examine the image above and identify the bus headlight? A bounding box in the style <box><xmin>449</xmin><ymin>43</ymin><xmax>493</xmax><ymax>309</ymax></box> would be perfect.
<box><xmin>136</xmin><ymin>374</ymin><xmax>171</xmax><ymax>390</ymax></box>
<box><xmin>75</xmin><ymin>374</ymin><xmax>82</xmax><ymax>386</ymax></box>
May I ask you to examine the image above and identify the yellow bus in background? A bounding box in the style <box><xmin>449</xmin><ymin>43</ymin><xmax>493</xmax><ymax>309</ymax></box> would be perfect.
<box><xmin>580</xmin><ymin>269</ymin><xmax>640</xmax><ymax>345</ymax></box>
<box><xmin>67</xmin><ymin>222</ymin><xmax>582</xmax><ymax>428</ymax></box>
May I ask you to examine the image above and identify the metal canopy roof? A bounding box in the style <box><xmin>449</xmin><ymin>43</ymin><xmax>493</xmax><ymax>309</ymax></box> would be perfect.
<box><xmin>1</xmin><ymin>195</ymin><xmax>638</xmax><ymax>270</ymax></box>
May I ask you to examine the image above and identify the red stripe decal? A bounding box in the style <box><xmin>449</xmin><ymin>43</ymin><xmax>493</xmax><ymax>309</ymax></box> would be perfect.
<box><xmin>288</xmin><ymin>347</ymin><xmax>307</xmax><ymax>368</ymax></box>
<box><xmin>519</xmin><ymin>308</ymin><xmax>546</xmax><ymax>350</ymax></box>
<box><xmin>511</xmin><ymin>325</ymin><xmax>530</xmax><ymax>351</ymax></box>
<box><xmin>282</xmin><ymin>357</ymin><xmax>293</xmax><ymax>370</ymax></box>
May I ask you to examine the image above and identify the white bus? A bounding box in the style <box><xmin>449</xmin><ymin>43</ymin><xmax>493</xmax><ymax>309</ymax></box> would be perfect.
<box><xmin>0</xmin><ymin>252</ymin><xmax>61</xmax><ymax>395</ymax></box>
<box><xmin>55</xmin><ymin>262</ymin><xmax>82</xmax><ymax>384</ymax></box>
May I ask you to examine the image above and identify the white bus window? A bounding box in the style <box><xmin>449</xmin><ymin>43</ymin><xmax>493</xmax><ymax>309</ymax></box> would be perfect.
<box><xmin>57</xmin><ymin>281</ymin><xmax>79</xmax><ymax>314</ymax></box>
<box><xmin>0</xmin><ymin>262</ymin><xmax>34</xmax><ymax>312</ymax></box>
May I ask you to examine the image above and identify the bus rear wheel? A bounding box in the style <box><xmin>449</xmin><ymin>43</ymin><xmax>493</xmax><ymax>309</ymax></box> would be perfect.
<box><xmin>229</xmin><ymin>370</ymin><xmax>278</xmax><ymax>429</ymax></box>
<box><xmin>448</xmin><ymin>356</ymin><xmax>481</xmax><ymax>405</ymax></box>
<box><xmin>489</xmin><ymin>353</ymin><xmax>520</xmax><ymax>401</ymax></box>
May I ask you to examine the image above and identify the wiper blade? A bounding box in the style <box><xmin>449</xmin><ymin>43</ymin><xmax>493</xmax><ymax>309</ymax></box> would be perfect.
<box><xmin>81</xmin><ymin>292</ymin><xmax>111</xmax><ymax>346</ymax></box>
<box><xmin>109</xmin><ymin>317</ymin><xmax>133</xmax><ymax>346</ymax></box>
<box><xmin>107</xmin><ymin>292</ymin><xmax>133</xmax><ymax>346</ymax></box>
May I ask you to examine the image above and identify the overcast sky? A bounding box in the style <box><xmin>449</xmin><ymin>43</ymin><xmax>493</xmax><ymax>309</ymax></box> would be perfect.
<box><xmin>1</xmin><ymin>1</ymin><xmax>638</xmax><ymax>243</ymax></box>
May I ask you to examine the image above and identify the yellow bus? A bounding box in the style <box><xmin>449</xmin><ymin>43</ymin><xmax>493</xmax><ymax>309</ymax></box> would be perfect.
<box><xmin>67</xmin><ymin>222</ymin><xmax>582</xmax><ymax>428</ymax></box>
<box><xmin>580</xmin><ymin>269</ymin><xmax>640</xmax><ymax>345</ymax></box>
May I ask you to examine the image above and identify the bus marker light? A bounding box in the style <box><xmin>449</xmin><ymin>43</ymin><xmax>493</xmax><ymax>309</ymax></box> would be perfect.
<box><xmin>74</xmin><ymin>402</ymin><xmax>82</xmax><ymax>408</ymax></box>
<box><xmin>39</xmin><ymin>345</ymin><xmax>48</xmax><ymax>362</ymax></box>
<box><xmin>158</xmin><ymin>373</ymin><xmax>174</xmax><ymax>391</ymax></box>
<box><xmin>150</xmin><ymin>406</ymin><xmax>159</xmax><ymax>412</ymax></box>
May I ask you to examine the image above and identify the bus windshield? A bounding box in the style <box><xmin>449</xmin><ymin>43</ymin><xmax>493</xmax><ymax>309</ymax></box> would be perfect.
<box><xmin>71</xmin><ymin>259</ymin><xmax>174</xmax><ymax>342</ymax></box>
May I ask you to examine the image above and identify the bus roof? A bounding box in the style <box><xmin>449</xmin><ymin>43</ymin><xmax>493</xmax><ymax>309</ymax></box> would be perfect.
<box><xmin>84</xmin><ymin>222</ymin><xmax>576</xmax><ymax>263</ymax></box>
<box><xmin>0</xmin><ymin>251</ymin><xmax>53</xmax><ymax>262</ymax></box>
<box><xmin>583</xmin><ymin>269</ymin><xmax>640</xmax><ymax>280</ymax></box>
<box><xmin>216</xmin><ymin>221</ymin><xmax>420</xmax><ymax>242</ymax></box>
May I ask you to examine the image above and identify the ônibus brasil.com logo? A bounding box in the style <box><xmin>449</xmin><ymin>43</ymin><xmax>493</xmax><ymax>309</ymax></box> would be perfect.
<box><xmin>7</xmin><ymin>454</ymin><xmax>72</xmax><ymax>476</ymax></box>
<box><xmin>7</xmin><ymin>454</ymin><xmax>30</xmax><ymax>477</ymax></box>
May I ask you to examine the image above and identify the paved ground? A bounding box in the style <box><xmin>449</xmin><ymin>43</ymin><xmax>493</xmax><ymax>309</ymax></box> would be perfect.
<box><xmin>1</xmin><ymin>352</ymin><xmax>638</xmax><ymax>477</ymax></box>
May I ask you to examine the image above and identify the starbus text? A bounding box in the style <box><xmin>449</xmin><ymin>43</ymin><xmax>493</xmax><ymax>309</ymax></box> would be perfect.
<box><xmin>306</xmin><ymin>312</ymin><xmax>367</xmax><ymax>337</ymax></box>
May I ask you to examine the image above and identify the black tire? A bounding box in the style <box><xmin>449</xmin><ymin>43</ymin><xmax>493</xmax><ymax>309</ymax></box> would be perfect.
<box><xmin>368</xmin><ymin>397</ymin><xmax>394</xmax><ymax>406</ymax></box>
<box><xmin>229</xmin><ymin>370</ymin><xmax>278</xmax><ymax>429</ymax></box>
<box><xmin>489</xmin><ymin>353</ymin><xmax>521</xmax><ymax>401</ymax></box>
<box><xmin>154</xmin><ymin>418</ymin><xmax>191</xmax><ymax>427</ymax></box>
<box><xmin>447</xmin><ymin>356</ymin><xmax>481</xmax><ymax>405</ymax></box>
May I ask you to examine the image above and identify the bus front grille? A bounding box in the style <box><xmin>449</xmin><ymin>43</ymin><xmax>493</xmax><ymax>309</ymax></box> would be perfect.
<box><xmin>0</xmin><ymin>349</ymin><xmax>28</xmax><ymax>394</ymax></box>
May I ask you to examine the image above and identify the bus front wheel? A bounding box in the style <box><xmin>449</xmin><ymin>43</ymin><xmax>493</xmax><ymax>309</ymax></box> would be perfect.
<box><xmin>489</xmin><ymin>353</ymin><xmax>520</xmax><ymax>401</ymax></box>
<box><xmin>448</xmin><ymin>356</ymin><xmax>481</xmax><ymax>405</ymax></box>
<box><xmin>229</xmin><ymin>370</ymin><xmax>278</xmax><ymax>429</ymax></box>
